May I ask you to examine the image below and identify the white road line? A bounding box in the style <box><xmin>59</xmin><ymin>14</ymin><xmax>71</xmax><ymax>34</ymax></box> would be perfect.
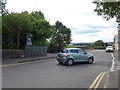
<box><xmin>110</xmin><ymin>53</ymin><xmax>115</xmax><ymax>71</ymax></box>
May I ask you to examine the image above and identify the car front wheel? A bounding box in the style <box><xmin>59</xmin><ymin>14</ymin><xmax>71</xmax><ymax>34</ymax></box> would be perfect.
<box><xmin>88</xmin><ymin>58</ymin><xmax>94</xmax><ymax>64</ymax></box>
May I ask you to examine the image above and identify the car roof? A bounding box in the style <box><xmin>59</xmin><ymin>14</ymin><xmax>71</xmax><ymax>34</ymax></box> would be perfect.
<box><xmin>64</xmin><ymin>48</ymin><xmax>82</xmax><ymax>50</ymax></box>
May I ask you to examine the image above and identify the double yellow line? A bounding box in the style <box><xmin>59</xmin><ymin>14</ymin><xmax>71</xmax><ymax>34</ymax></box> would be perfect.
<box><xmin>89</xmin><ymin>71</ymin><xmax>109</xmax><ymax>90</ymax></box>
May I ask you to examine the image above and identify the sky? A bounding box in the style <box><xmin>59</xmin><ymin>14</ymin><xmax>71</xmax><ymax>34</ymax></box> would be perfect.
<box><xmin>6</xmin><ymin>0</ymin><xmax>118</xmax><ymax>43</ymax></box>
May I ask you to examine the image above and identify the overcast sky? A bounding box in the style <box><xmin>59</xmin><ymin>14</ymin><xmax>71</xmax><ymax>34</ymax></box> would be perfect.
<box><xmin>6</xmin><ymin>0</ymin><xmax>118</xmax><ymax>43</ymax></box>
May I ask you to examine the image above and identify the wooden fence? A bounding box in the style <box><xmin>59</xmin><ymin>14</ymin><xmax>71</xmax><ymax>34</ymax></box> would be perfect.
<box><xmin>25</xmin><ymin>46</ymin><xmax>47</xmax><ymax>57</ymax></box>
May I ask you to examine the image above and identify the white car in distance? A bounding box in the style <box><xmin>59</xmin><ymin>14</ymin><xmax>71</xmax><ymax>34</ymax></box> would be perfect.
<box><xmin>106</xmin><ymin>46</ymin><xmax>114</xmax><ymax>52</ymax></box>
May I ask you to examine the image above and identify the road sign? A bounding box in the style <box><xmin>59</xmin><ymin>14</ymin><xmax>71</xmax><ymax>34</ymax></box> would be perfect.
<box><xmin>27</xmin><ymin>38</ymin><xmax>32</xmax><ymax>46</ymax></box>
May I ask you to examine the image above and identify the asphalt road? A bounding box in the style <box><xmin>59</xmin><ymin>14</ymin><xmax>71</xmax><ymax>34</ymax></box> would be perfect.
<box><xmin>2</xmin><ymin>50</ymin><xmax>113</xmax><ymax>88</ymax></box>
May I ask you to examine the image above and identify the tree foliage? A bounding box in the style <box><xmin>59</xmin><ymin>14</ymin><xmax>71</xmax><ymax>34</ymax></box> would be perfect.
<box><xmin>2</xmin><ymin>11</ymin><xmax>33</xmax><ymax>49</ymax></box>
<box><xmin>31</xmin><ymin>11</ymin><xmax>45</xmax><ymax>20</ymax></box>
<box><xmin>30</xmin><ymin>11</ymin><xmax>54</xmax><ymax>46</ymax></box>
<box><xmin>49</xmin><ymin>21</ymin><xmax>71</xmax><ymax>52</ymax></box>
<box><xmin>32</xmin><ymin>19</ymin><xmax>55</xmax><ymax>46</ymax></box>
<box><xmin>94</xmin><ymin>40</ymin><xmax>104</xmax><ymax>46</ymax></box>
<box><xmin>0</xmin><ymin>0</ymin><xmax>8</xmax><ymax>16</ymax></box>
<box><xmin>2</xmin><ymin>11</ymin><xmax>55</xmax><ymax>49</ymax></box>
<box><xmin>93</xmin><ymin>0</ymin><xmax>120</xmax><ymax>20</ymax></box>
<box><xmin>90</xmin><ymin>40</ymin><xmax>106</xmax><ymax>49</ymax></box>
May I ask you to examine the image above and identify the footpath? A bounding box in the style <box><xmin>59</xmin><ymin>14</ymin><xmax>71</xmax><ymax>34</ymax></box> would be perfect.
<box><xmin>2</xmin><ymin>53</ymin><xmax>56</xmax><ymax>65</ymax></box>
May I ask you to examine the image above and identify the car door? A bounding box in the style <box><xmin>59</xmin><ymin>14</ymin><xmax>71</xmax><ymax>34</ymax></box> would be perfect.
<box><xmin>78</xmin><ymin>50</ymin><xmax>88</xmax><ymax>62</ymax></box>
<box><xmin>69</xmin><ymin>49</ymin><xmax>80</xmax><ymax>62</ymax></box>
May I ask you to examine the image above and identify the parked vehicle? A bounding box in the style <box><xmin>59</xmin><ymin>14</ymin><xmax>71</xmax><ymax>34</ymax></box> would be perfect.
<box><xmin>106</xmin><ymin>46</ymin><xmax>114</xmax><ymax>52</ymax></box>
<box><xmin>56</xmin><ymin>48</ymin><xmax>94</xmax><ymax>66</ymax></box>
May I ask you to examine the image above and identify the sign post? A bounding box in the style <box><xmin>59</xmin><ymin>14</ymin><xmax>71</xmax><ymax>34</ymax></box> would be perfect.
<box><xmin>26</xmin><ymin>34</ymin><xmax>33</xmax><ymax>46</ymax></box>
<box><xmin>27</xmin><ymin>37</ymin><xmax>32</xmax><ymax>46</ymax></box>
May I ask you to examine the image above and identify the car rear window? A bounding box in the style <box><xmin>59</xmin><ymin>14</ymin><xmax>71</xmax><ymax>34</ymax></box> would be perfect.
<box><xmin>107</xmin><ymin>46</ymin><xmax>112</xmax><ymax>48</ymax></box>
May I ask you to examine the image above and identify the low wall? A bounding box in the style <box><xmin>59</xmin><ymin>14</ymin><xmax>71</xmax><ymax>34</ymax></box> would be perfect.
<box><xmin>2</xmin><ymin>49</ymin><xmax>24</xmax><ymax>58</ymax></box>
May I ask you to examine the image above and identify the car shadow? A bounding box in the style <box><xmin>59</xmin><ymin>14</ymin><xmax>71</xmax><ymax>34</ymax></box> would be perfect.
<box><xmin>57</xmin><ymin>62</ymin><xmax>91</xmax><ymax>66</ymax></box>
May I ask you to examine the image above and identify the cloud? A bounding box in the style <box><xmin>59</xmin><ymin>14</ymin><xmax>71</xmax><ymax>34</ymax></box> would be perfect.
<box><xmin>6</xmin><ymin>0</ymin><xmax>118</xmax><ymax>43</ymax></box>
<box><xmin>71</xmin><ymin>27</ymin><xmax>117</xmax><ymax>43</ymax></box>
<box><xmin>85</xmin><ymin>24</ymin><xmax>117</xmax><ymax>29</ymax></box>
<box><xmin>70</xmin><ymin>23</ymin><xmax>117</xmax><ymax>34</ymax></box>
<box><xmin>71</xmin><ymin>28</ymin><xmax>101</xmax><ymax>34</ymax></box>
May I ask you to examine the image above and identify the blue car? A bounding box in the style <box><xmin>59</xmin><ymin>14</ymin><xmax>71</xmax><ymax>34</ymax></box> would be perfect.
<box><xmin>56</xmin><ymin>48</ymin><xmax>94</xmax><ymax>66</ymax></box>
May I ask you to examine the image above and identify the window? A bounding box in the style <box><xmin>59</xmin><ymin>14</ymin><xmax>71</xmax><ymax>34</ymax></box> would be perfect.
<box><xmin>79</xmin><ymin>50</ymin><xmax>86</xmax><ymax>54</ymax></box>
<box><xmin>70</xmin><ymin>49</ymin><xmax>79</xmax><ymax>53</ymax></box>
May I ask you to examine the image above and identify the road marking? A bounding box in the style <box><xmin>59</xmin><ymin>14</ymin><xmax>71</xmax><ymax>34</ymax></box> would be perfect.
<box><xmin>110</xmin><ymin>53</ymin><xmax>115</xmax><ymax>71</ymax></box>
<box><xmin>89</xmin><ymin>53</ymin><xmax>114</xmax><ymax>89</ymax></box>
<box><xmin>89</xmin><ymin>72</ymin><xmax>104</xmax><ymax>89</ymax></box>
<box><xmin>89</xmin><ymin>71</ymin><xmax>109</xmax><ymax>90</ymax></box>
<box><xmin>94</xmin><ymin>72</ymin><xmax>109</xmax><ymax>88</ymax></box>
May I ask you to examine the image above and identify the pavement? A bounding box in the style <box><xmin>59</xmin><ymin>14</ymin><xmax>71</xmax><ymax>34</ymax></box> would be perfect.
<box><xmin>2</xmin><ymin>53</ymin><xmax>57</xmax><ymax>65</ymax></box>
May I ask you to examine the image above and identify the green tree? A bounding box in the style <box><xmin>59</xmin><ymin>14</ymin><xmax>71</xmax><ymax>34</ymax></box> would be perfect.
<box><xmin>94</xmin><ymin>40</ymin><xmax>104</xmax><ymax>46</ymax></box>
<box><xmin>2</xmin><ymin>10</ymin><xmax>55</xmax><ymax>49</ymax></box>
<box><xmin>49</xmin><ymin>21</ymin><xmax>71</xmax><ymax>52</ymax></box>
<box><xmin>93</xmin><ymin>0</ymin><xmax>120</xmax><ymax>21</ymax></box>
<box><xmin>32</xmin><ymin>19</ymin><xmax>55</xmax><ymax>46</ymax></box>
<box><xmin>90</xmin><ymin>40</ymin><xmax>105</xmax><ymax>49</ymax></box>
<box><xmin>2</xmin><ymin>12</ymin><xmax>33</xmax><ymax>49</ymax></box>
<box><xmin>0</xmin><ymin>0</ymin><xmax>8</xmax><ymax>16</ymax></box>
<box><xmin>31</xmin><ymin>11</ymin><xmax>45</xmax><ymax>20</ymax></box>
<box><xmin>30</xmin><ymin>11</ymin><xmax>54</xmax><ymax>46</ymax></box>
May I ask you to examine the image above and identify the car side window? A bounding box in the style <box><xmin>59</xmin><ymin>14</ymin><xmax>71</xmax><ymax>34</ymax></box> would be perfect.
<box><xmin>79</xmin><ymin>50</ymin><xmax>86</xmax><ymax>54</ymax></box>
<box><xmin>70</xmin><ymin>50</ymin><xmax>79</xmax><ymax>53</ymax></box>
<box><xmin>66</xmin><ymin>50</ymin><xmax>69</xmax><ymax>53</ymax></box>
